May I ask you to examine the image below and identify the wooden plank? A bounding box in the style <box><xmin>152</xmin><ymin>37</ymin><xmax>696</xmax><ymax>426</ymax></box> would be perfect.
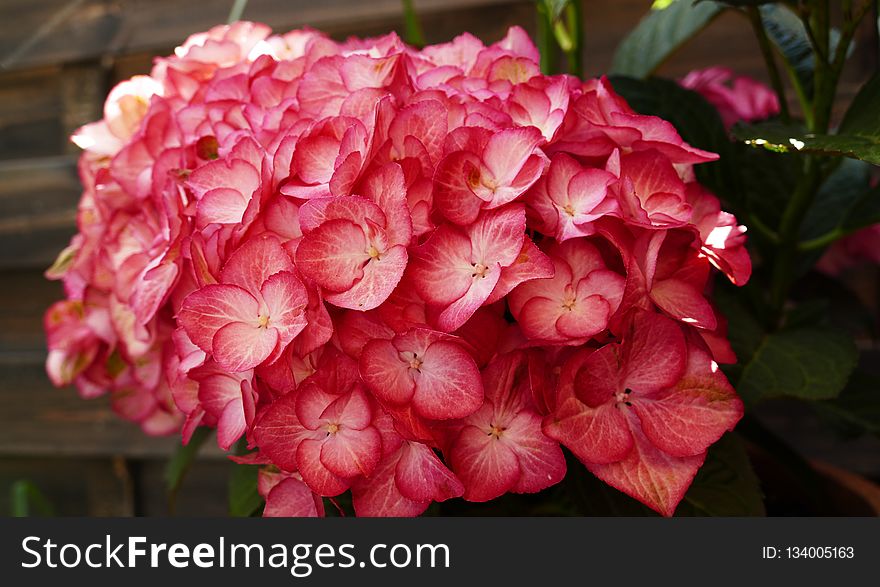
<box><xmin>0</xmin><ymin>66</ymin><xmax>65</xmax><ymax>159</ymax></box>
<box><xmin>136</xmin><ymin>459</ymin><xmax>233</xmax><ymax>516</ymax></box>
<box><xmin>0</xmin><ymin>270</ymin><xmax>62</xmax><ymax>353</ymax></box>
<box><xmin>0</xmin><ymin>156</ymin><xmax>79</xmax><ymax>270</ymax></box>
<box><xmin>0</xmin><ymin>353</ymin><xmax>221</xmax><ymax>459</ymax></box>
<box><xmin>0</xmin><ymin>457</ymin><xmax>133</xmax><ymax>515</ymax></box>
<box><xmin>0</xmin><ymin>0</ymin><xmax>525</xmax><ymax>72</ymax></box>
<box><xmin>60</xmin><ymin>64</ymin><xmax>106</xmax><ymax>153</ymax></box>
<box><xmin>109</xmin><ymin>1</ymin><xmax>535</xmax><ymax>81</ymax></box>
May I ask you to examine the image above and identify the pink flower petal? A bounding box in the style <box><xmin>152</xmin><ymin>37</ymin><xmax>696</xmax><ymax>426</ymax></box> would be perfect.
<box><xmin>650</xmin><ymin>277</ymin><xmax>718</xmax><ymax>330</ymax></box>
<box><xmin>263</xmin><ymin>477</ymin><xmax>324</xmax><ymax>518</ymax></box>
<box><xmin>413</xmin><ymin>340</ymin><xmax>484</xmax><ymax>419</ymax></box>
<box><xmin>449</xmin><ymin>424</ymin><xmax>520</xmax><ymax>502</ymax></box>
<box><xmin>323</xmin><ymin>245</ymin><xmax>407</xmax><ymax>310</ymax></box>
<box><xmin>212</xmin><ymin>321</ymin><xmax>279</xmax><ymax>372</ymax></box>
<box><xmin>587</xmin><ymin>418</ymin><xmax>705</xmax><ymax>517</ymax></box>
<box><xmin>178</xmin><ymin>284</ymin><xmax>260</xmax><ymax>353</ymax></box>
<box><xmin>221</xmin><ymin>236</ymin><xmax>295</xmax><ymax>295</ymax></box>
<box><xmin>295</xmin><ymin>219</ymin><xmax>368</xmax><ymax>292</ymax></box>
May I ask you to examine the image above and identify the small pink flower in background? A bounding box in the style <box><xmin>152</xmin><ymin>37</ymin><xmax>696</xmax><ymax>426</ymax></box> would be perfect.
<box><xmin>680</xmin><ymin>66</ymin><xmax>781</xmax><ymax>129</ymax></box>
<box><xmin>817</xmin><ymin>225</ymin><xmax>880</xmax><ymax>275</ymax></box>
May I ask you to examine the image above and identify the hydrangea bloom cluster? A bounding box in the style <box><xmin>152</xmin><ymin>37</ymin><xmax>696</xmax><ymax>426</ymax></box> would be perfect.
<box><xmin>680</xmin><ymin>66</ymin><xmax>780</xmax><ymax>129</ymax></box>
<box><xmin>45</xmin><ymin>22</ymin><xmax>752</xmax><ymax>517</ymax></box>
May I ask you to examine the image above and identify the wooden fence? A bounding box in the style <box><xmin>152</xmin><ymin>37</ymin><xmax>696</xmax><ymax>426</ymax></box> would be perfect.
<box><xmin>0</xmin><ymin>0</ymin><xmax>877</xmax><ymax>515</ymax></box>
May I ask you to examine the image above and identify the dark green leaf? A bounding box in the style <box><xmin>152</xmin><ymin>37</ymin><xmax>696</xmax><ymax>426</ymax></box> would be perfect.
<box><xmin>839</xmin><ymin>73</ymin><xmax>880</xmax><ymax>137</ymax></box>
<box><xmin>733</xmin><ymin>121</ymin><xmax>880</xmax><ymax>165</ymax></box>
<box><xmin>800</xmin><ymin>158</ymin><xmax>872</xmax><ymax>240</ymax></box>
<box><xmin>842</xmin><ymin>184</ymin><xmax>880</xmax><ymax>232</ymax></box>
<box><xmin>812</xmin><ymin>369</ymin><xmax>880</xmax><ymax>438</ymax></box>
<box><xmin>10</xmin><ymin>480</ymin><xmax>54</xmax><ymax>517</ymax></box>
<box><xmin>782</xmin><ymin>298</ymin><xmax>830</xmax><ymax>329</ymax></box>
<box><xmin>228</xmin><ymin>438</ymin><xmax>263</xmax><ymax>517</ymax></box>
<box><xmin>759</xmin><ymin>5</ymin><xmax>846</xmax><ymax>99</ymax></box>
<box><xmin>165</xmin><ymin>426</ymin><xmax>211</xmax><ymax>495</ymax></box>
<box><xmin>713</xmin><ymin>282</ymin><xmax>766</xmax><ymax>366</ymax></box>
<box><xmin>228</xmin><ymin>463</ymin><xmax>262</xmax><ymax>517</ymax></box>
<box><xmin>677</xmin><ymin>433</ymin><xmax>765</xmax><ymax>516</ymax></box>
<box><xmin>608</xmin><ymin>76</ymin><xmax>739</xmax><ymax>207</ymax></box>
<box><xmin>737</xmin><ymin>145</ymin><xmax>802</xmax><ymax>246</ymax></box>
<box><xmin>792</xmin><ymin>272</ymin><xmax>876</xmax><ymax>339</ymax></box>
<box><xmin>610</xmin><ymin>0</ymin><xmax>723</xmax><ymax>79</ymax></box>
<box><xmin>737</xmin><ymin>327</ymin><xmax>858</xmax><ymax>404</ymax></box>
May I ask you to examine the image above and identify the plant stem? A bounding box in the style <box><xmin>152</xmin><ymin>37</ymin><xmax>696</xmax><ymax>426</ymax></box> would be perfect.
<box><xmin>227</xmin><ymin>0</ymin><xmax>248</xmax><ymax>24</ymax></box>
<box><xmin>747</xmin><ymin>7</ymin><xmax>791</xmax><ymax>123</ymax></box>
<box><xmin>767</xmin><ymin>0</ymin><xmax>873</xmax><ymax>315</ymax></box>
<box><xmin>565</xmin><ymin>1</ymin><xmax>584</xmax><ymax>76</ymax></box>
<box><xmin>798</xmin><ymin>226</ymin><xmax>850</xmax><ymax>251</ymax></box>
<box><xmin>401</xmin><ymin>0</ymin><xmax>427</xmax><ymax>48</ymax></box>
<box><xmin>770</xmin><ymin>156</ymin><xmax>821</xmax><ymax>314</ymax></box>
<box><xmin>536</xmin><ymin>2</ymin><xmax>559</xmax><ymax>75</ymax></box>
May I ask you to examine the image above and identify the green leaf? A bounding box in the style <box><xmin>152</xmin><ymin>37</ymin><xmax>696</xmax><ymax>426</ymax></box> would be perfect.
<box><xmin>228</xmin><ymin>437</ymin><xmax>262</xmax><ymax>517</ymax></box>
<box><xmin>164</xmin><ymin>426</ymin><xmax>211</xmax><ymax>511</ymax></box>
<box><xmin>842</xmin><ymin>183</ymin><xmax>880</xmax><ymax>232</ymax></box>
<box><xmin>228</xmin><ymin>463</ymin><xmax>263</xmax><ymax>517</ymax></box>
<box><xmin>759</xmin><ymin>5</ymin><xmax>846</xmax><ymax>99</ymax></box>
<box><xmin>733</xmin><ymin>121</ymin><xmax>880</xmax><ymax>165</ymax></box>
<box><xmin>737</xmin><ymin>327</ymin><xmax>858</xmax><ymax>405</ymax></box>
<box><xmin>713</xmin><ymin>282</ymin><xmax>766</xmax><ymax>365</ymax></box>
<box><xmin>608</xmin><ymin>76</ymin><xmax>738</xmax><ymax>207</ymax></box>
<box><xmin>840</xmin><ymin>73</ymin><xmax>880</xmax><ymax>137</ymax></box>
<box><xmin>677</xmin><ymin>433</ymin><xmax>765</xmax><ymax>516</ymax></box>
<box><xmin>812</xmin><ymin>369</ymin><xmax>880</xmax><ymax>438</ymax></box>
<box><xmin>610</xmin><ymin>0</ymin><xmax>723</xmax><ymax>79</ymax></box>
<box><xmin>800</xmin><ymin>158</ymin><xmax>872</xmax><ymax>240</ymax></box>
<box><xmin>10</xmin><ymin>480</ymin><xmax>54</xmax><ymax>517</ymax></box>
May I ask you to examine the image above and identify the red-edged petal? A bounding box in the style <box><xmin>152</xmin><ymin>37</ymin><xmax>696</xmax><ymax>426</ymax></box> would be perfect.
<box><xmin>412</xmin><ymin>340</ymin><xmax>484</xmax><ymax>419</ymax></box>
<box><xmin>321</xmin><ymin>426</ymin><xmax>382</xmax><ymax>479</ymax></box>
<box><xmin>449</xmin><ymin>424</ymin><xmax>520</xmax><ymax>502</ymax></box>
<box><xmin>297</xmin><ymin>438</ymin><xmax>351</xmax><ymax>496</ymax></box>
<box><xmin>502</xmin><ymin>411</ymin><xmax>566</xmax><ymax>494</ymax></box>
<box><xmin>434</xmin><ymin>150</ymin><xmax>485</xmax><ymax>225</ymax></box>
<box><xmin>260</xmin><ymin>271</ymin><xmax>309</xmax><ymax>347</ymax></box>
<box><xmin>650</xmin><ymin>278</ymin><xmax>717</xmax><ymax>330</ymax></box>
<box><xmin>360</xmin><ymin>338</ymin><xmax>417</xmax><ymax>406</ymax></box>
<box><xmin>410</xmin><ymin>225</ymin><xmax>474</xmax><ymax>306</ymax></box>
<box><xmin>178</xmin><ymin>284</ymin><xmax>259</xmax><ymax>352</ymax></box>
<box><xmin>587</xmin><ymin>418</ymin><xmax>705</xmax><ymax>517</ymax></box>
<box><xmin>324</xmin><ymin>245</ymin><xmax>407</xmax><ymax>310</ymax></box>
<box><xmin>212</xmin><ymin>321</ymin><xmax>279</xmax><ymax>372</ymax></box>
<box><xmin>622</xmin><ymin>311</ymin><xmax>687</xmax><ymax>395</ymax></box>
<box><xmin>263</xmin><ymin>477</ymin><xmax>324</xmax><ymax>518</ymax></box>
<box><xmin>395</xmin><ymin>442</ymin><xmax>464</xmax><ymax>502</ymax></box>
<box><xmin>633</xmin><ymin>347</ymin><xmax>743</xmax><ymax>457</ymax></box>
<box><xmin>221</xmin><ymin>236</ymin><xmax>295</xmax><ymax>294</ymax></box>
<box><xmin>295</xmin><ymin>218</ymin><xmax>368</xmax><ymax>292</ymax></box>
